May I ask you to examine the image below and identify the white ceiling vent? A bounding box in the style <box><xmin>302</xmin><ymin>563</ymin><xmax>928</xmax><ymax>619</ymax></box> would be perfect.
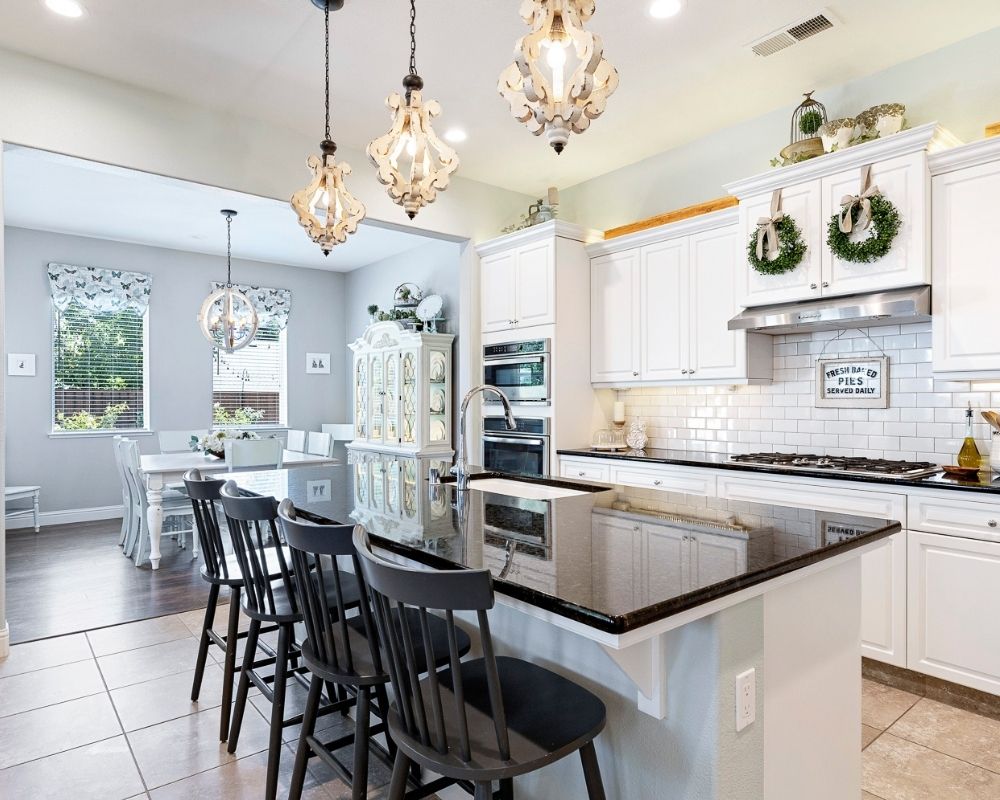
<box><xmin>749</xmin><ymin>11</ymin><xmax>836</xmax><ymax>57</ymax></box>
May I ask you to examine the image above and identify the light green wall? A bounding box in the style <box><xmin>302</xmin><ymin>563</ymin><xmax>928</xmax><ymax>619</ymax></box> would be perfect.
<box><xmin>560</xmin><ymin>26</ymin><xmax>1000</xmax><ymax>232</ymax></box>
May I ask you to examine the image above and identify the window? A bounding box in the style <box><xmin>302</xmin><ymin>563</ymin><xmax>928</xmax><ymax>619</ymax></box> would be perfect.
<box><xmin>48</xmin><ymin>263</ymin><xmax>151</xmax><ymax>433</ymax></box>
<box><xmin>212</xmin><ymin>323</ymin><xmax>287</xmax><ymax>427</ymax></box>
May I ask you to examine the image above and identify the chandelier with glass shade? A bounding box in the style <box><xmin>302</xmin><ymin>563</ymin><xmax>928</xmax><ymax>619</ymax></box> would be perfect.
<box><xmin>291</xmin><ymin>0</ymin><xmax>366</xmax><ymax>255</ymax></box>
<box><xmin>197</xmin><ymin>210</ymin><xmax>258</xmax><ymax>353</ymax></box>
<box><xmin>498</xmin><ymin>0</ymin><xmax>619</xmax><ymax>154</ymax></box>
<box><xmin>367</xmin><ymin>0</ymin><xmax>460</xmax><ymax>219</ymax></box>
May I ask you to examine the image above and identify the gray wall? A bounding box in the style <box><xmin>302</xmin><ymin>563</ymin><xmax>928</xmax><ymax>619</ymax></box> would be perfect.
<box><xmin>342</xmin><ymin>239</ymin><xmax>462</xmax><ymax>415</ymax></box>
<box><xmin>3</xmin><ymin>226</ymin><xmax>347</xmax><ymax>513</ymax></box>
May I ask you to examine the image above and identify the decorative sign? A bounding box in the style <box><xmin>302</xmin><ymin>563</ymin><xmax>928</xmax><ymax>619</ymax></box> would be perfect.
<box><xmin>306</xmin><ymin>479</ymin><xmax>332</xmax><ymax>501</ymax></box>
<box><xmin>7</xmin><ymin>354</ymin><xmax>36</xmax><ymax>376</ymax></box>
<box><xmin>816</xmin><ymin>356</ymin><xmax>889</xmax><ymax>408</ymax></box>
<box><xmin>306</xmin><ymin>353</ymin><xmax>331</xmax><ymax>374</ymax></box>
<box><xmin>820</xmin><ymin>515</ymin><xmax>881</xmax><ymax>545</ymax></box>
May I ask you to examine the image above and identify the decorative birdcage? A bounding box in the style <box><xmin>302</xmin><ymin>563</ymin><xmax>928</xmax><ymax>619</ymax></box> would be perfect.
<box><xmin>790</xmin><ymin>91</ymin><xmax>828</xmax><ymax>144</ymax></box>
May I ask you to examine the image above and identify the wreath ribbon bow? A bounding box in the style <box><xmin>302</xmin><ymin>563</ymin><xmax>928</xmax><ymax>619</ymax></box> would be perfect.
<box><xmin>839</xmin><ymin>164</ymin><xmax>881</xmax><ymax>234</ymax></box>
<box><xmin>756</xmin><ymin>189</ymin><xmax>783</xmax><ymax>261</ymax></box>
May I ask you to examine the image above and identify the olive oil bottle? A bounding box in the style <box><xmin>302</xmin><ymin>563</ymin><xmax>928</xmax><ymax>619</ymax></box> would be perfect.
<box><xmin>958</xmin><ymin>402</ymin><xmax>982</xmax><ymax>469</ymax></box>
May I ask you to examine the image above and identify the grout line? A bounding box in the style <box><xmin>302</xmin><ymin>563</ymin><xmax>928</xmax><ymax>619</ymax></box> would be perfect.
<box><xmin>878</xmin><ymin>728</ymin><xmax>1000</xmax><ymax>778</ymax></box>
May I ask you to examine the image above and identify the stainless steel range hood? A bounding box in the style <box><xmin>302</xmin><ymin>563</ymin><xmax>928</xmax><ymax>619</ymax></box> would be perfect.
<box><xmin>728</xmin><ymin>286</ymin><xmax>931</xmax><ymax>335</ymax></box>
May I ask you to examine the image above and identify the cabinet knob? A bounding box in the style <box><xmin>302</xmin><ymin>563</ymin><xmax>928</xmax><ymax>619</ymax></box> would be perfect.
<box><xmin>989</xmin><ymin>520</ymin><xmax>997</xmax><ymax>528</ymax></box>
<box><xmin>822</xmin><ymin>281</ymin><xmax>830</xmax><ymax>288</ymax></box>
<box><xmin>632</xmin><ymin>371</ymin><xmax>639</xmax><ymax>377</ymax></box>
<box><xmin>578</xmin><ymin>471</ymin><xmax>586</xmax><ymax>477</ymax></box>
<box><xmin>681</xmin><ymin>369</ymin><xmax>689</xmax><ymax>375</ymax></box>
<box><xmin>810</xmin><ymin>283</ymin><xmax>818</xmax><ymax>290</ymax></box>
<box><xmin>689</xmin><ymin>369</ymin><xmax>696</xmax><ymax>374</ymax></box>
<box><xmin>653</xmin><ymin>479</ymin><xmax>662</xmax><ymax>486</ymax></box>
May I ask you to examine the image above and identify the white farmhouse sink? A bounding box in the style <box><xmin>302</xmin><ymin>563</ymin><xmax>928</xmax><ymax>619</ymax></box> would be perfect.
<box><xmin>471</xmin><ymin>478</ymin><xmax>587</xmax><ymax>500</ymax></box>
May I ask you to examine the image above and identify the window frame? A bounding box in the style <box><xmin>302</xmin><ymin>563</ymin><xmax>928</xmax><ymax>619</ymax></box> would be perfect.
<box><xmin>49</xmin><ymin>301</ymin><xmax>152</xmax><ymax>437</ymax></box>
<box><xmin>211</xmin><ymin>326</ymin><xmax>288</xmax><ymax>430</ymax></box>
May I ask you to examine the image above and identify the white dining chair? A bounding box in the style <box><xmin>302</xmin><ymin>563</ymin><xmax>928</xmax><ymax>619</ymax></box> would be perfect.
<box><xmin>307</xmin><ymin>431</ymin><xmax>334</xmax><ymax>458</ymax></box>
<box><xmin>320</xmin><ymin>423</ymin><xmax>354</xmax><ymax>442</ymax></box>
<box><xmin>225</xmin><ymin>438</ymin><xmax>284</xmax><ymax>470</ymax></box>
<box><xmin>286</xmin><ymin>429</ymin><xmax>306</xmax><ymax>452</ymax></box>
<box><xmin>159</xmin><ymin>429</ymin><xmax>208</xmax><ymax>453</ymax></box>
<box><xmin>112</xmin><ymin>435</ymin><xmax>134</xmax><ymax>548</ymax></box>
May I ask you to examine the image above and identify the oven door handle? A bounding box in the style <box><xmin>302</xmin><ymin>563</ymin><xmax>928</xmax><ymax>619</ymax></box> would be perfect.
<box><xmin>484</xmin><ymin>355</ymin><xmax>547</xmax><ymax>367</ymax></box>
<box><xmin>483</xmin><ymin>435</ymin><xmax>547</xmax><ymax>447</ymax></box>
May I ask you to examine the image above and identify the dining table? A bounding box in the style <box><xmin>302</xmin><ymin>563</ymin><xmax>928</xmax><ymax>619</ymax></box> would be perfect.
<box><xmin>139</xmin><ymin>449</ymin><xmax>338</xmax><ymax>569</ymax></box>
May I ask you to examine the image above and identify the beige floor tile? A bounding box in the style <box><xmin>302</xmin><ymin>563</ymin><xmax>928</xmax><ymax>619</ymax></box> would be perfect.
<box><xmin>0</xmin><ymin>692</ymin><xmax>122</xmax><ymax>769</ymax></box>
<box><xmin>148</xmin><ymin>744</ymin><xmax>338</xmax><ymax>800</ymax></box>
<box><xmin>862</xmin><ymin>678</ymin><xmax>921</xmax><ymax>731</ymax></box>
<box><xmin>97</xmin><ymin>636</ymin><xmax>202</xmax><ymax>690</ymax></box>
<box><xmin>0</xmin><ymin>633</ymin><xmax>92</xmax><ymax>678</ymax></box>
<box><xmin>863</xmin><ymin>733</ymin><xmax>1000</xmax><ymax>800</ymax></box>
<box><xmin>177</xmin><ymin>602</ymin><xmax>248</xmax><ymax>639</ymax></box>
<box><xmin>249</xmin><ymin>676</ymin><xmax>356</xmax><ymax>745</ymax></box>
<box><xmin>88</xmin><ymin>615</ymin><xmax>193</xmax><ymax>657</ymax></box>
<box><xmin>210</xmin><ymin>625</ymin><xmax>280</xmax><ymax>667</ymax></box>
<box><xmin>0</xmin><ymin>736</ymin><xmax>145</xmax><ymax>800</ymax></box>
<box><xmin>111</xmin><ymin>662</ymin><xmax>228</xmax><ymax>732</ymax></box>
<box><xmin>0</xmin><ymin>657</ymin><xmax>105</xmax><ymax>717</ymax></box>
<box><xmin>863</xmin><ymin>793</ymin><xmax>884</xmax><ymax>799</ymax></box>
<box><xmin>127</xmin><ymin>702</ymin><xmax>271</xmax><ymax>789</ymax></box>
<box><xmin>890</xmin><ymin>698</ymin><xmax>1000</xmax><ymax>774</ymax></box>
<box><xmin>862</xmin><ymin>724</ymin><xmax>881</xmax><ymax>750</ymax></box>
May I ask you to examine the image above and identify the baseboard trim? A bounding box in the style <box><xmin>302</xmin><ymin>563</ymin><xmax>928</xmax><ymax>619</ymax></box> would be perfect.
<box><xmin>6</xmin><ymin>504</ymin><xmax>124</xmax><ymax>531</ymax></box>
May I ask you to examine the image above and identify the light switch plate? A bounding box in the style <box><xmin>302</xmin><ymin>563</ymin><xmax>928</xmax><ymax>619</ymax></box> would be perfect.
<box><xmin>736</xmin><ymin>668</ymin><xmax>756</xmax><ymax>732</ymax></box>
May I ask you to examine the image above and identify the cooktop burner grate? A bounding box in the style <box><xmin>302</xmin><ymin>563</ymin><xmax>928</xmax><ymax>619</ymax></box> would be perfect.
<box><xmin>730</xmin><ymin>452</ymin><xmax>940</xmax><ymax>478</ymax></box>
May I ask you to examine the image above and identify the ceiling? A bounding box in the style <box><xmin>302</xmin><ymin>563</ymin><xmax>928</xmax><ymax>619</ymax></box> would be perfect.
<box><xmin>1</xmin><ymin>2</ymin><xmax>999</xmax><ymax>197</ymax></box>
<box><xmin>1</xmin><ymin>145</ymin><xmax>437</xmax><ymax>271</ymax></box>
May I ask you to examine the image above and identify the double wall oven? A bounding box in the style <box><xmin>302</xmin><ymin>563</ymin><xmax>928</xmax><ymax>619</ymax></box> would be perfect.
<box><xmin>482</xmin><ymin>417</ymin><xmax>549</xmax><ymax>478</ymax></box>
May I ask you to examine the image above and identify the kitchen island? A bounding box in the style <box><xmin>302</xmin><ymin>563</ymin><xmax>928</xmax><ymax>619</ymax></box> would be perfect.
<box><xmin>228</xmin><ymin>459</ymin><xmax>899</xmax><ymax>800</ymax></box>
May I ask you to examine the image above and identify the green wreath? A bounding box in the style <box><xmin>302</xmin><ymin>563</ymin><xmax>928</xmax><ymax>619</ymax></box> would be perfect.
<box><xmin>826</xmin><ymin>195</ymin><xmax>902</xmax><ymax>263</ymax></box>
<box><xmin>746</xmin><ymin>214</ymin><xmax>807</xmax><ymax>276</ymax></box>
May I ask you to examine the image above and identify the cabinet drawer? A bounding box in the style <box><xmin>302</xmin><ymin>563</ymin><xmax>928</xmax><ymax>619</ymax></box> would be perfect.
<box><xmin>559</xmin><ymin>458</ymin><xmax>611</xmax><ymax>482</ymax></box>
<box><xmin>717</xmin><ymin>474</ymin><xmax>906</xmax><ymax>522</ymax></box>
<box><xmin>908</xmin><ymin>492</ymin><xmax>1000</xmax><ymax>543</ymax></box>
<box><xmin>612</xmin><ymin>465</ymin><xmax>716</xmax><ymax>496</ymax></box>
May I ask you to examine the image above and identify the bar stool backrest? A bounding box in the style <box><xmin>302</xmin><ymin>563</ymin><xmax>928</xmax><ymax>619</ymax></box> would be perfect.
<box><xmin>183</xmin><ymin>468</ymin><xmax>229</xmax><ymax>581</ymax></box>
<box><xmin>219</xmin><ymin>481</ymin><xmax>295</xmax><ymax>617</ymax></box>
<box><xmin>353</xmin><ymin>528</ymin><xmax>508</xmax><ymax>764</ymax></box>
<box><xmin>278</xmin><ymin>501</ymin><xmax>382</xmax><ymax>680</ymax></box>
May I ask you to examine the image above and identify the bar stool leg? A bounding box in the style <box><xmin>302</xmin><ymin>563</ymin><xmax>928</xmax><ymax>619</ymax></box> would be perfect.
<box><xmin>579</xmin><ymin>742</ymin><xmax>607</xmax><ymax>800</ymax></box>
<box><xmin>350</xmin><ymin>688</ymin><xmax>371</xmax><ymax>800</ymax></box>
<box><xmin>227</xmin><ymin>617</ymin><xmax>261</xmax><ymax>753</ymax></box>
<box><xmin>191</xmin><ymin>584</ymin><xmax>220</xmax><ymax>702</ymax></box>
<box><xmin>219</xmin><ymin>588</ymin><xmax>241</xmax><ymax>741</ymax></box>
<box><xmin>387</xmin><ymin>751</ymin><xmax>411</xmax><ymax>800</ymax></box>
<box><xmin>473</xmin><ymin>782</ymin><xmax>492</xmax><ymax>800</ymax></box>
<box><xmin>265</xmin><ymin>623</ymin><xmax>292</xmax><ymax>800</ymax></box>
<box><xmin>498</xmin><ymin>778</ymin><xmax>514</xmax><ymax>799</ymax></box>
<box><xmin>289</xmin><ymin>674</ymin><xmax>323</xmax><ymax>800</ymax></box>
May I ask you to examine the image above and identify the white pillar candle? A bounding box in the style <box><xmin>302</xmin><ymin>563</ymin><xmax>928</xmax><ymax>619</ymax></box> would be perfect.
<box><xmin>613</xmin><ymin>401</ymin><xmax>626</xmax><ymax>423</ymax></box>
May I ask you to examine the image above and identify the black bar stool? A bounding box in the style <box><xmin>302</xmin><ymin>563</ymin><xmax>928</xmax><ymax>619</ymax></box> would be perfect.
<box><xmin>278</xmin><ymin>501</ymin><xmax>473</xmax><ymax>800</ymax></box>
<box><xmin>354</xmin><ymin>528</ymin><xmax>609</xmax><ymax>800</ymax></box>
<box><xmin>220</xmin><ymin>481</ymin><xmax>359</xmax><ymax>800</ymax></box>
<box><xmin>184</xmin><ymin>469</ymin><xmax>282</xmax><ymax>741</ymax></box>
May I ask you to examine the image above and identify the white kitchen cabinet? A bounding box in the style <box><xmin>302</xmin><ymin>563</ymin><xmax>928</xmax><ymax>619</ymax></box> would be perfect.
<box><xmin>860</xmin><ymin>531</ymin><xmax>907</xmax><ymax>667</ymax></box>
<box><xmin>692</xmin><ymin>531</ymin><xmax>748</xmax><ymax>589</ymax></box>
<box><xmin>591</xmin><ymin>250</ymin><xmax>641</xmax><ymax>383</ymax></box>
<box><xmin>643</xmin><ymin>523</ymin><xmax>689</xmax><ymax>603</ymax></box>
<box><xmin>588</xmin><ymin>209</ymin><xmax>771</xmax><ymax>386</ymax></box>
<box><xmin>592</xmin><ymin>514</ymin><xmax>642</xmax><ymax>611</ymax></box>
<box><xmin>929</xmin><ymin>138</ymin><xmax>1000</xmax><ymax>376</ymax></box>
<box><xmin>725</xmin><ymin>123</ymin><xmax>957</xmax><ymax>308</ymax></box>
<box><xmin>479</xmin><ymin>238</ymin><xmax>554</xmax><ymax>333</ymax></box>
<box><xmin>907</xmin><ymin>530</ymin><xmax>1000</xmax><ymax>695</ymax></box>
<box><xmin>559</xmin><ymin>458</ymin><xmax>612</xmax><ymax>483</ymax></box>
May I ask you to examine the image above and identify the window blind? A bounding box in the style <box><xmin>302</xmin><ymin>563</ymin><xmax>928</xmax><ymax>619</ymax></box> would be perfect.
<box><xmin>52</xmin><ymin>303</ymin><xmax>147</xmax><ymax>431</ymax></box>
<box><xmin>212</xmin><ymin>324</ymin><xmax>286</xmax><ymax>427</ymax></box>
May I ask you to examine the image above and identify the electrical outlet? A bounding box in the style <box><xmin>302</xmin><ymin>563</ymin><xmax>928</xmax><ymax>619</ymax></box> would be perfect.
<box><xmin>736</xmin><ymin>668</ymin><xmax>756</xmax><ymax>732</ymax></box>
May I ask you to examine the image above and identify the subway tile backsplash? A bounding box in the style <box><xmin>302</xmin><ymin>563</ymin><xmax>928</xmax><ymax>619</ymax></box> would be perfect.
<box><xmin>620</xmin><ymin>322</ymin><xmax>995</xmax><ymax>465</ymax></box>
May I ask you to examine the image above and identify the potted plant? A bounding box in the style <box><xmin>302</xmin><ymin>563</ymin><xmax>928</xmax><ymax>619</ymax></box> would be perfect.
<box><xmin>367</xmin><ymin>304</ymin><xmax>379</xmax><ymax>323</ymax></box>
<box><xmin>798</xmin><ymin>109</ymin><xmax>823</xmax><ymax>137</ymax></box>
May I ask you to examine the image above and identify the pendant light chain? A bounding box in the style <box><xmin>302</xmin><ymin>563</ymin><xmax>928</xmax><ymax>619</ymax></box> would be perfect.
<box><xmin>408</xmin><ymin>0</ymin><xmax>417</xmax><ymax>76</ymax></box>
<box><xmin>225</xmin><ymin>212</ymin><xmax>233</xmax><ymax>286</ymax></box>
<box><xmin>324</xmin><ymin>0</ymin><xmax>331</xmax><ymax>142</ymax></box>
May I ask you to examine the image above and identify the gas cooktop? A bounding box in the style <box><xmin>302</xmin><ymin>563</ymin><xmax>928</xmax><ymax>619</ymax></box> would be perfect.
<box><xmin>730</xmin><ymin>453</ymin><xmax>941</xmax><ymax>479</ymax></box>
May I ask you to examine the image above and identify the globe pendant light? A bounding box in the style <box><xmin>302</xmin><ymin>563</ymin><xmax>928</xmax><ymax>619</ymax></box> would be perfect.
<box><xmin>498</xmin><ymin>0</ymin><xmax>619</xmax><ymax>154</ymax></box>
<box><xmin>291</xmin><ymin>0</ymin><xmax>366</xmax><ymax>255</ymax></box>
<box><xmin>367</xmin><ymin>0</ymin><xmax>459</xmax><ymax>219</ymax></box>
<box><xmin>197</xmin><ymin>210</ymin><xmax>258</xmax><ymax>353</ymax></box>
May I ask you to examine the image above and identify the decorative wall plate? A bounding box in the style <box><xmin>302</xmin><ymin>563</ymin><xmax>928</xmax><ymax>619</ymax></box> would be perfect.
<box><xmin>416</xmin><ymin>294</ymin><xmax>444</xmax><ymax>323</ymax></box>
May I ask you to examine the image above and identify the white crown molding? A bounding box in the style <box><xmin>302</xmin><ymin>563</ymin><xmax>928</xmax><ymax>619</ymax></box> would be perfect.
<box><xmin>928</xmin><ymin>136</ymin><xmax>1000</xmax><ymax>176</ymax></box>
<box><xmin>475</xmin><ymin>220</ymin><xmax>603</xmax><ymax>257</ymax></box>
<box><xmin>586</xmin><ymin>207</ymin><xmax>738</xmax><ymax>257</ymax></box>
<box><xmin>5</xmin><ymin>503</ymin><xmax>124</xmax><ymax>530</ymax></box>
<box><xmin>724</xmin><ymin>123</ymin><xmax>962</xmax><ymax>199</ymax></box>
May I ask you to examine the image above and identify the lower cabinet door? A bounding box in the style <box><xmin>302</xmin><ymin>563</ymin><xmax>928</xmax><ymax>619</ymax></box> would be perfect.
<box><xmin>691</xmin><ymin>532</ymin><xmax>747</xmax><ymax>590</ymax></box>
<box><xmin>908</xmin><ymin>530</ymin><xmax>1000</xmax><ymax>694</ymax></box>
<box><xmin>591</xmin><ymin>515</ymin><xmax>641</xmax><ymax>613</ymax></box>
<box><xmin>861</xmin><ymin>531</ymin><xmax>907</xmax><ymax>667</ymax></box>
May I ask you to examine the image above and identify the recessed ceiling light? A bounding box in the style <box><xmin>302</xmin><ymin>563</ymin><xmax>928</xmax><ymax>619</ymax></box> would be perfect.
<box><xmin>444</xmin><ymin>128</ymin><xmax>468</xmax><ymax>144</ymax></box>
<box><xmin>649</xmin><ymin>0</ymin><xmax>683</xmax><ymax>19</ymax></box>
<box><xmin>44</xmin><ymin>0</ymin><xmax>85</xmax><ymax>18</ymax></box>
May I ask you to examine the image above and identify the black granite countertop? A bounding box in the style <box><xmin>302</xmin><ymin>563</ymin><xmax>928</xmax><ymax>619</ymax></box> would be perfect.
<box><xmin>558</xmin><ymin>447</ymin><xmax>1000</xmax><ymax>495</ymax></box>
<box><xmin>226</xmin><ymin>460</ymin><xmax>899</xmax><ymax>635</ymax></box>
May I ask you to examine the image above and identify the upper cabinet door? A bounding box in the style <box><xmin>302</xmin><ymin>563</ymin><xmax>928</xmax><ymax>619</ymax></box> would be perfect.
<box><xmin>689</xmin><ymin>226</ymin><xmax>745</xmax><ymax>381</ymax></box>
<box><xmin>480</xmin><ymin>251</ymin><xmax>517</xmax><ymax>333</ymax></box>
<box><xmin>741</xmin><ymin>181</ymin><xmax>823</xmax><ymax>307</ymax></box>
<box><xmin>514</xmin><ymin>240</ymin><xmax>555</xmax><ymax>329</ymax></box>
<box><xmin>933</xmin><ymin>158</ymin><xmax>1000</xmax><ymax>374</ymax></box>
<box><xmin>822</xmin><ymin>152</ymin><xmax>929</xmax><ymax>297</ymax></box>
<box><xmin>591</xmin><ymin>251</ymin><xmax>640</xmax><ymax>383</ymax></box>
<box><xmin>640</xmin><ymin>239</ymin><xmax>688</xmax><ymax>381</ymax></box>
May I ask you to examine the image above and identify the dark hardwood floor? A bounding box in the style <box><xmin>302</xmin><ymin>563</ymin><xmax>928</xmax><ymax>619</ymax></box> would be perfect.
<box><xmin>6</xmin><ymin>519</ymin><xmax>226</xmax><ymax>644</ymax></box>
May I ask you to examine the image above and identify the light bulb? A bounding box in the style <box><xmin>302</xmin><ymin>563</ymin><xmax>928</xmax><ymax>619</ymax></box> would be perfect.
<box><xmin>406</xmin><ymin>136</ymin><xmax>417</xmax><ymax>157</ymax></box>
<box><xmin>544</xmin><ymin>40</ymin><xmax>568</xmax><ymax>101</ymax></box>
<box><xmin>649</xmin><ymin>0</ymin><xmax>683</xmax><ymax>19</ymax></box>
<box><xmin>45</xmin><ymin>0</ymin><xmax>85</xmax><ymax>18</ymax></box>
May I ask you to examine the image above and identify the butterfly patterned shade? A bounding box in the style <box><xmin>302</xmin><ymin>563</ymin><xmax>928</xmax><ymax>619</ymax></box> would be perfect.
<box><xmin>47</xmin><ymin>263</ymin><xmax>152</xmax><ymax>315</ymax></box>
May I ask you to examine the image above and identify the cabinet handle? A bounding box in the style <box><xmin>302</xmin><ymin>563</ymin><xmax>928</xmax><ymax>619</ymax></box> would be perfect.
<box><xmin>822</xmin><ymin>281</ymin><xmax>830</xmax><ymax>288</ymax></box>
<box><xmin>689</xmin><ymin>369</ymin><xmax>696</xmax><ymax>374</ymax></box>
<box><xmin>578</xmin><ymin>471</ymin><xmax>586</xmax><ymax>477</ymax></box>
<box><xmin>653</xmin><ymin>479</ymin><xmax>662</xmax><ymax>486</ymax></box>
<box><xmin>989</xmin><ymin>520</ymin><xmax>997</xmax><ymax>528</ymax></box>
<box><xmin>632</xmin><ymin>371</ymin><xmax>639</xmax><ymax>377</ymax></box>
<box><xmin>810</xmin><ymin>283</ymin><xmax>818</xmax><ymax>290</ymax></box>
<box><xmin>681</xmin><ymin>369</ymin><xmax>689</xmax><ymax>374</ymax></box>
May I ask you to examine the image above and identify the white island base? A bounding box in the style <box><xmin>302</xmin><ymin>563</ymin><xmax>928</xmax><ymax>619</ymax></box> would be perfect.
<box><xmin>457</xmin><ymin>546</ymin><xmax>869</xmax><ymax>800</ymax></box>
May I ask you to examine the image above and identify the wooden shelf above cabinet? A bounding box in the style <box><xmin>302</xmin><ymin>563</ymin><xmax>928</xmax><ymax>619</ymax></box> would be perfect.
<box><xmin>604</xmin><ymin>196</ymin><xmax>739</xmax><ymax>240</ymax></box>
